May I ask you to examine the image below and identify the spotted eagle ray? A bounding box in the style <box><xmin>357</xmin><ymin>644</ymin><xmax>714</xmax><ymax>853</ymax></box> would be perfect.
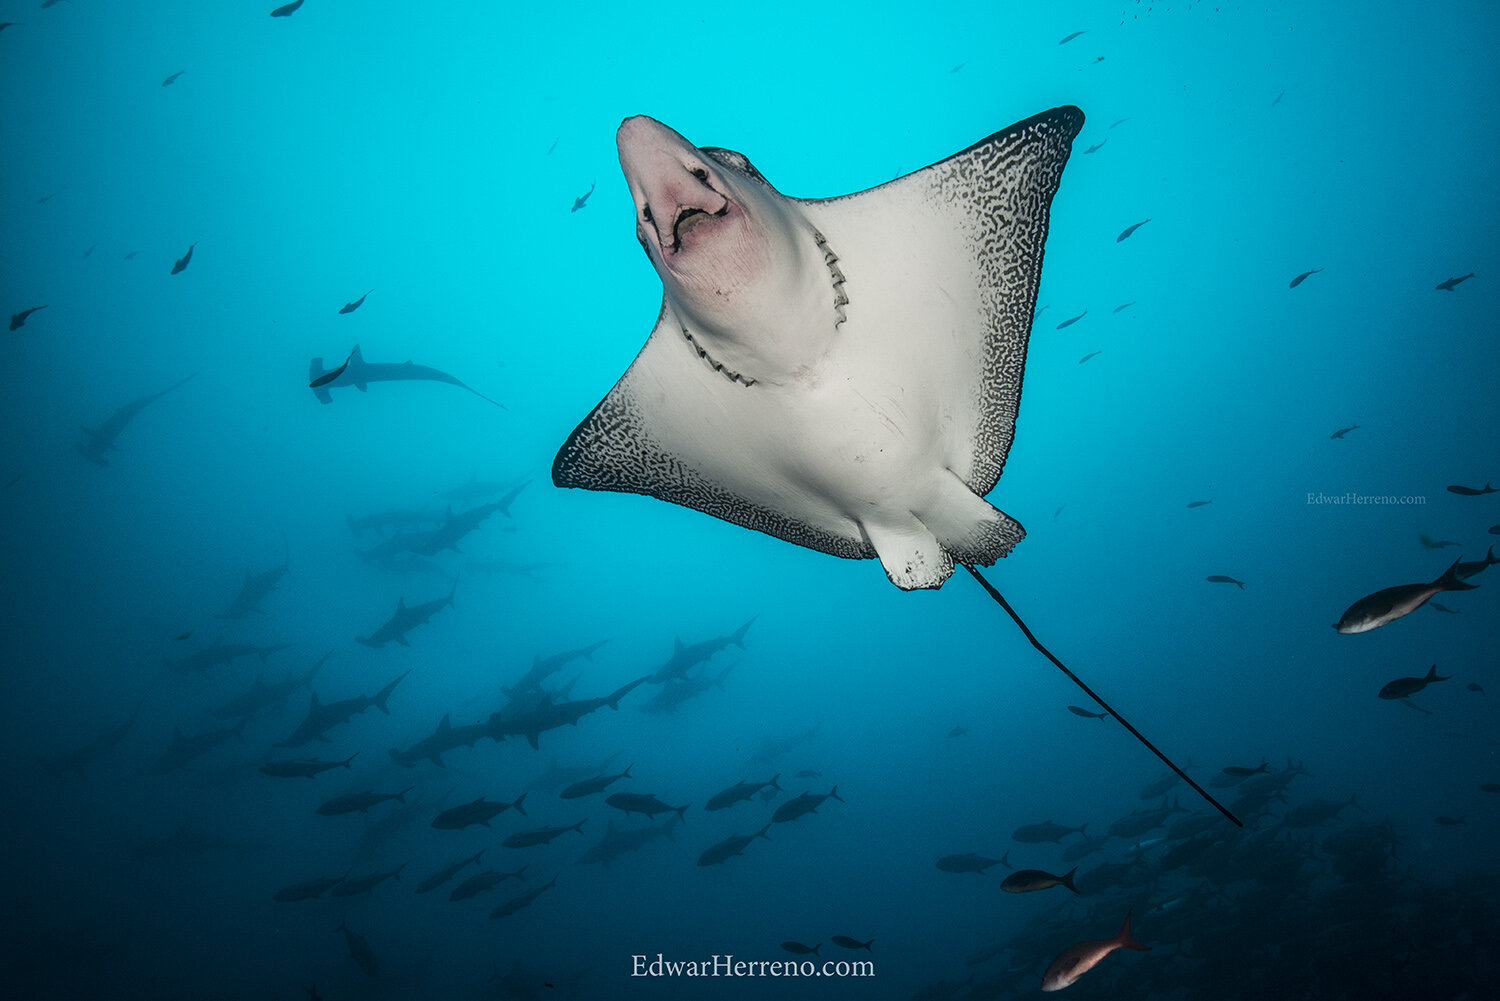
<box><xmin>552</xmin><ymin>107</ymin><xmax>1236</xmax><ymax>823</ymax></box>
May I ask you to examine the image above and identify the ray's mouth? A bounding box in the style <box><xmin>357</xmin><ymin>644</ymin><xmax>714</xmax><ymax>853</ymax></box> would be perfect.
<box><xmin>636</xmin><ymin>171</ymin><xmax>733</xmax><ymax>260</ymax></box>
<box><xmin>669</xmin><ymin>204</ymin><xmax>727</xmax><ymax>252</ymax></box>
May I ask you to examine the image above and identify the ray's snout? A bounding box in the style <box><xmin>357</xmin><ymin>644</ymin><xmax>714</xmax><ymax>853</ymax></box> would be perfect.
<box><xmin>617</xmin><ymin>116</ymin><xmax>729</xmax><ymax>256</ymax></box>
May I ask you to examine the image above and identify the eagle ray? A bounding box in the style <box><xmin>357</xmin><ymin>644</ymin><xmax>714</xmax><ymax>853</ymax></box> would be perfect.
<box><xmin>553</xmin><ymin>106</ymin><xmax>1238</xmax><ymax>825</ymax></box>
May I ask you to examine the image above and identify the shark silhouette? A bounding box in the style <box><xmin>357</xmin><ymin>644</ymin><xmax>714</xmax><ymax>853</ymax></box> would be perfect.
<box><xmin>309</xmin><ymin>344</ymin><xmax>504</xmax><ymax>408</ymax></box>
<box><xmin>77</xmin><ymin>372</ymin><xmax>196</xmax><ymax>465</ymax></box>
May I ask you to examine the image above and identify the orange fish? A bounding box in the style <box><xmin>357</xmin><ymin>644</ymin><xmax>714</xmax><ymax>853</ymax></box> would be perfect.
<box><xmin>1042</xmin><ymin>910</ymin><xmax>1150</xmax><ymax>992</ymax></box>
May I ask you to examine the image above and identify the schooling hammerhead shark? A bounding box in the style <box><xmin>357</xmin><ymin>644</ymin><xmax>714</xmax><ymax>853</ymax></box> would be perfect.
<box><xmin>309</xmin><ymin>345</ymin><xmax>505</xmax><ymax>409</ymax></box>
<box><xmin>77</xmin><ymin>372</ymin><xmax>196</xmax><ymax>465</ymax></box>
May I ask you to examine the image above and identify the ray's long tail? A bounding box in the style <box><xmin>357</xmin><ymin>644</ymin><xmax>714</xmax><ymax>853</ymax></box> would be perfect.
<box><xmin>963</xmin><ymin>564</ymin><xmax>1241</xmax><ymax>827</ymax></box>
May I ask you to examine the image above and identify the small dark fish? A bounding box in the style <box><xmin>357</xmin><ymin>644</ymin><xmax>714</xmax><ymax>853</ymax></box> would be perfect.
<box><xmin>1059</xmin><ymin>30</ymin><xmax>1088</xmax><ymax>44</ymax></box>
<box><xmin>1491</xmin><ymin>525</ymin><xmax>1500</xmax><ymax>535</ymax></box>
<box><xmin>270</xmin><ymin>0</ymin><xmax>303</xmax><ymax>15</ymax></box>
<box><xmin>1378</xmin><ymin>664</ymin><xmax>1450</xmax><ymax>701</ymax></box>
<box><xmin>488</xmin><ymin>873</ymin><xmax>557</xmax><ymax>918</ymax></box>
<box><xmin>560</xmin><ymin>763</ymin><xmax>633</xmax><ymax>800</ymax></box>
<box><xmin>1481</xmin><ymin>783</ymin><xmax>1499</xmax><ymax>792</ymax></box>
<box><xmin>949</xmin><ymin>62</ymin><xmax>966</xmax><ymax>74</ymax></box>
<box><xmin>0</xmin><ymin>22</ymin><xmax>22</xmax><ymax>32</ymax></box>
<box><xmin>173</xmin><ymin>631</ymin><xmax>191</xmax><ymax>641</ymax></box>
<box><xmin>161</xmin><ymin>71</ymin><xmax>184</xmax><ymax>87</ymax></box>
<box><xmin>1092</xmin><ymin>56</ymin><xmax>1105</xmax><ymax>64</ymax></box>
<box><xmin>9</xmin><ymin>305</ymin><xmax>48</xmax><ymax>331</ymax></box>
<box><xmin>771</xmin><ymin>786</ymin><xmax>841</xmax><ymax>824</ymax></box>
<box><xmin>1448</xmin><ymin>483</ymin><xmax>1496</xmax><ymax>496</ymax></box>
<box><xmin>1138</xmin><ymin>773</ymin><xmax>1180</xmax><ymax>801</ymax></box>
<box><xmin>1110</xmin><ymin>118</ymin><xmax>1127</xmax><ymax>128</ymax></box>
<box><xmin>780</xmin><ymin>942</ymin><xmax>820</xmax><ymax>956</ymax></box>
<box><xmin>170</xmin><ymin>241</ymin><xmax>197</xmax><ymax>275</ymax></box>
<box><xmin>260</xmin><ymin>754</ymin><xmax>357</xmax><ymax>779</ymax></box>
<box><xmin>1454</xmin><ymin>546</ymin><xmax>1498</xmax><ymax>580</ymax></box>
<box><xmin>40</xmin><ymin>0</ymin><xmax>69</xmax><ymax>7</ymax></box>
<box><xmin>1112</xmin><ymin>301</ymin><xmax>1135</xmax><ymax>313</ymax></box>
<box><xmin>1053</xmin><ymin>504</ymin><xmax>1065</xmax><ymax>518</ymax></box>
<box><xmin>571</xmin><ymin>182</ymin><xmax>596</xmax><ymax>213</ymax></box>
<box><xmin>1001</xmin><ymin>867</ymin><xmax>1078</xmax><ymax>895</ymax></box>
<box><xmin>1272</xmin><ymin>89</ymin><xmax>1286</xmax><ymax>105</ymax></box>
<box><xmin>1336</xmin><ymin>557</ymin><xmax>1477</xmax><ymax>633</ymax></box>
<box><xmin>1429</xmin><ymin>603</ymin><xmax>1461</xmax><ymax>614</ymax></box>
<box><xmin>333</xmin><ymin>918</ymin><xmax>380</xmax><ymax>975</ymax></box>
<box><xmin>123</xmin><ymin>250</ymin><xmax>139</xmax><ymax>259</ymax></box>
<box><xmin>1435</xmin><ymin>816</ymin><xmax>1466</xmax><ymax>826</ymax></box>
<box><xmin>1419</xmin><ymin>534</ymin><xmax>1461</xmax><ymax>550</ymax></box>
<box><xmin>36</xmin><ymin>190</ymin><xmax>61</xmax><ymax>203</ymax></box>
<box><xmin>309</xmin><ymin>348</ymin><xmax>354</xmax><ymax>389</ymax></box>
<box><xmin>1468</xmin><ymin>683</ymin><xmax>1484</xmax><ymax>693</ymax></box>
<box><xmin>3</xmin><ymin>475</ymin><xmax>20</xmax><ymax>489</ymax></box>
<box><xmin>1400</xmin><ymin>698</ymin><xmax>1432</xmax><ymax>716</ymax></box>
<box><xmin>831</xmin><ymin>936</ymin><xmax>873</xmax><ymax>951</ymax></box>
<box><xmin>1289</xmin><ymin>268</ymin><xmax>1323</xmax><ymax>288</ymax></box>
<box><xmin>316</xmin><ymin>786</ymin><xmax>412</xmax><ymax>816</ymax></box>
<box><xmin>1206</xmin><ymin>575</ymin><xmax>1245</xmax><ymax>589</ymax></box>
<box><xmin>545</xmin><ymin>136</ymin><xmax>559</xmax><ymax>154</ymax></box>
<box><xmin>1330</xmin><ymin>425</ymin><xmax>1359</xmax><ymax>439</ymax></box>
<box><xmin>935</xmin><ymin>852</ymin><xmax>1010</xmax><ymax>873</ymax></box>
<box><xmin>448</xmin><ymin>865</ymin><xmax>525</xmax><ymax>900</ymax></box>
<box><xmin>432</xmin><ymin>793</ymin><xmax>527</xmax><ymax>829</ymax></box>
<box><xmin>1116</xmin><ymin>219</ymin><xmax>1150</xmax><ymax>242</ymax></box>
<box><xmin>339</xmin><ymin>289</ymin><xmax>373</xmax><ymax>314</ymax></box>
<box><xmin>1221</xmin><ymin>763</ymin><xmax>1269</xmax><ymax>777</ymax></box>
<box><xmin>605</xmin><ymin>792</ymin><xmax>689</xmax><ymax>821</ymax></box>
<box><xmin>947</xmin><ymin>725</ymin><xmax>967</xmax><ymax>738</ymax></box>
<box><xmin>502</xmin><ymin>820</ymin><xmax>586</xmax><ymax>849</ymax></box>
<box><xmin>1056</xmin><ymin>310</ymin><xmax>1087</xmax><ymax>329</ymax></box>
<box><xmin>1435</xmin><ymin>273</ymin><xmax>1473</xmax><ymax>291</ymax></box>
<box><xmin>1083</xmin><ymin>140</ymin><xmax>1107</xmax><ymax>154</ymax></box>
<box><xmin>1067</xmin><ymin>705</ymin><xmax>1108</xmax><ymax>720</ymax></box>
<box><xmin>1186</xmin><ymin>500</ymin><xmax>1212</xmax><ymax>508</ymax></box>
<box><xmin>1078</xmin><ymin>350</ymin><xmax>1101</xmax><ymax>364</ymax></box>
<box><xmin>81</xmin><ymin>244</ymin><xmax>94</xmax><ymax>258</ymax></box>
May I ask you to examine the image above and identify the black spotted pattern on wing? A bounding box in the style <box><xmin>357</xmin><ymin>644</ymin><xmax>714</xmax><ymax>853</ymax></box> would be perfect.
<box><xmin>552</xmin><ymin>386</ymin><xmax>872</xmax><ymax>561</ymax></box>
<box><xmin>553</xmin><ymin>108</ymin><xmax>1081</xmax><ymax>567</ymax></box>
<box><xmin>931</xmin><ymin>107</ymin><xmax>1082</xmax><ymax>496</ymax></box>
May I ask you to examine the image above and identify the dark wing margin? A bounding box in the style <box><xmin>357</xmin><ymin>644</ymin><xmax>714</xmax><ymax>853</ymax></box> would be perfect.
<box><xmin>790</xmin><ymin>105</ymin><xmax>1083</xmax><ymax>497</ymax></box>
<box><xmin>945</xmin><ymin>106</ymin><xmax>1083</xmax><ymax>495</ymax></box>
<box><xmin>552</xmin><ymin>371</ymin><xmax>871</xmax><ymax>561</ymax></box>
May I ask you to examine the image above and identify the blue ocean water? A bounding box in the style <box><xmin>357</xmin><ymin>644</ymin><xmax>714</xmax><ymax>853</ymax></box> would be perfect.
<box><xmin>2</xmin><ymin>1</ymin><xmax>1497</xmax><ymax>998</ymax></box>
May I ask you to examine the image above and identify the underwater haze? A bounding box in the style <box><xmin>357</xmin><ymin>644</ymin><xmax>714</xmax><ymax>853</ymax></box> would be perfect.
<box><xmin>2</xmin><ymin>1</ymin><xmax>1498</xmax><ymax>999</ymax></box>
